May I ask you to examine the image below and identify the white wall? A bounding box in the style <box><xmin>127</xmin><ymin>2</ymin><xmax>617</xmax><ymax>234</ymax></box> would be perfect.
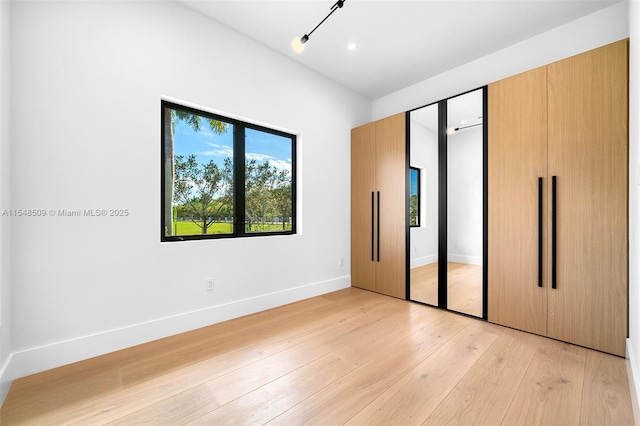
<box><xmin>409</xmin><ymin>119</ymin><xmax>485</xmax><ymax>267</ymax></box>
<box><xmin>372</xmin><ymin>2</ymin><xmax>629</xmax><ymax>120</ymax></box>
<box><xmin>447</xmin><ymin>127</ymin><xmax>483</xmax><ymax>265</ymax></box>
<box><xmin>0</xmin><ymin>0</ymin><xmax>12</xmax><ymax>403</ymax></box>
<box><xmin>627</xmin><ymin>0</ymin><xmax>640</xmax><ymax>419</ymax></box>
<box><xmin>4</xmin><ymin>0</ymin><xmax>370</xmax><ymax>383</ymax></box>
<box><xmin>409</xmin><ymin>119</ymin><xmax>438</xmax><ymax>268</ymax></box>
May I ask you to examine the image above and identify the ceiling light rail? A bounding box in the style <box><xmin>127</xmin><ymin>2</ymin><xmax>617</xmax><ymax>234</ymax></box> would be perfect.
<box><xmin>300</xmin><ymin>0</ymin><xmax>346</xmax><ymax>45</ymax></box>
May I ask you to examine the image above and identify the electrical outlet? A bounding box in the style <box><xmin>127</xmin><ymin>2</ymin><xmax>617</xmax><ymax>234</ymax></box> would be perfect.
<box><xmin>205</xmin><ymin>279</ymin><xmax>215</xmax><ymax>292</ymax></box>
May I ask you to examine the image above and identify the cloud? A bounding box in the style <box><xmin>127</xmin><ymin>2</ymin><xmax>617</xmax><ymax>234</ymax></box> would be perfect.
<box><xmin>200</xmin><ymin>143</ymin><xmax>233</xmax><ymax>157</ymax></box>
<box><xmin>270</xmin><ymin>159</ymin><xmax>292</xmax><ymax>173</ymax></box>
<box><xmin>197</xmin><ymin>147</ymin><xmax>291</xmax><ymax>172</ymax></box>
<box><xmin>246</xmin><ymin>152</ymin><xmax>275</xmax><ymax>162</ymax></box>
<box><xmin>246</xmin><ymin>152</ymin><xmax>291</xmax><ymax>172</ymax></box>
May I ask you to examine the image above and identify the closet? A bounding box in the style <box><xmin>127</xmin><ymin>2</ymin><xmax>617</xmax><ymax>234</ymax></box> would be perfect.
<box><xmin>351</xmin><ymin>113</ymin><xmax>406</xmax><ymax>299</ymax></box>
<box><xmin>488</xmin><ymin>39</ymin><xmax>628</xmax><ymax>356</ymax></box>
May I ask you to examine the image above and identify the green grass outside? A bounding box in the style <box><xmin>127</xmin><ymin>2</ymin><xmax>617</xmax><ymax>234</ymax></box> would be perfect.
<box><xmin>172</xmin><ymin>220</ymin><xmax>291</xmax><ymax>236</ymax></box>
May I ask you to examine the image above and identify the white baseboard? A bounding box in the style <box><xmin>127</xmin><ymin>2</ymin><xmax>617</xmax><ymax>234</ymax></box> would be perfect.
<box><xmin>410</xmin><ymin>254</ymin><xmax>438</xmax><ymax>269</ymax></box>
<box><xmin>0</xmin><ymin>276</ymin><xmax>350</xmax><ymax>390</ymax></box>
<box><xmin>626</xmin><ymin>338</ymin><xmax>640</xmax><ymax>425</ymax></box>
<box><xmin>0</xmin><ymin>353</ymin><xmax>13</xmax><ymax>407</ymax></box>
<box><xmin>410</xmin><ymin>254</ymin><xmax>483</xmax><ymax>268</ymax></box>
<box><xmin>447</xmin><ymin>254</ymin><xmax>483</xmax><ymax>266</ymax></box>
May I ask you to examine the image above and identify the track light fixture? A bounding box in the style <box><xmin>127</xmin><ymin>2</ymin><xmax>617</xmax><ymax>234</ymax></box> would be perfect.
<box><xmin>446</xmin><ymin>123</ymin><xmax>483</xmax><ymax>135</ymax></box>
<box><xmin>300</xmin><ymin>0</ymin><xmax>346</xmax><ymax>45</ymax></box>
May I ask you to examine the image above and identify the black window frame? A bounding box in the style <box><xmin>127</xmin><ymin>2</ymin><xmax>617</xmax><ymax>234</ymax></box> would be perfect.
<box><xmin>161</xmin><ymin>100</ymin><xmax>297</xmax><ymax>242</ymax></box>
<box><xmin>409</xmin><ymin>166</ymin><xmax>421</xmax><ymax>228</ymax></box>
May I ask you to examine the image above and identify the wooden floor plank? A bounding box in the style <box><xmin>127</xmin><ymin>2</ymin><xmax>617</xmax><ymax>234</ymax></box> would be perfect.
<box><xmin>501</xmin><ymin>339</ymin><xmax>587</xmax><ymax>425</ymax></box>
<box><xmin>580</xmin><ymin>349</ymin><xmax>635</xmax><ymax>425</ymax></box>
<box><xmin>188</xmin><ymin>352</ymin><xmax>357</xmax><ymax>425</ymax></box>
<box><xmin>207</xmin><ymin>298</ymin><xmax>409</xmax><ymax>405</ymax></box>
<box><xmin>118</xmin><ymin>288</ymin><xmax>382</xmax><ymax>388</ymax></box>
<box><xmin>105</xmin><ymin>384</ymin><xmax>218</xmax><ymax>426</ymax></box>
<box><xmin>70</xmin><ymin>290</ymin><xmax>393</xmax><ymax>425</ymax></box>
<box><xmin>268</xmin><ymin>307</ymin><xmax>470</xmax><ymax>425</ymax></box>
<box><xmin>107</xmin><ymin>297</ymin><xmax>410</xmax><ymax>425</ymax></box>
<box><xmin>190</xmin><ymin>302</ymin><xmax>458</xmax><ymax>425</ymax></box>
<box><xmin>345</xmin><ymin>320</ymin><xmax>502</xmax><ymax>425</ymax></box>
<box><xmin>424</xmin><ymin>327</ymin><xmax>542</xmax><ymax>425</ymax></box>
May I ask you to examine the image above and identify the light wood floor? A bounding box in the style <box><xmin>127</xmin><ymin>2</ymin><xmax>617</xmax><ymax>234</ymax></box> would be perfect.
<box><xmin>411</xmin><ymin>262</ymin><xmax>483</xmax><ymax>317</ymax></box>
<box><xmin>0</xmin><ymin>288</ymin><xmax>634</xmax><ymax>425</ymax></box>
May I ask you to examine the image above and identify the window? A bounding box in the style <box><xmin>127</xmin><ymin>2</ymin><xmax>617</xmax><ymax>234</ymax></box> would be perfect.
<box><xmin>161</xmin><ymin>101</ymin><xmax>296</xmax><ymax>241</ymax></box>
<box><xmin>410</xmin><ymin>167</ymin><xmax>420</xmax><ymax>227</ymax></box>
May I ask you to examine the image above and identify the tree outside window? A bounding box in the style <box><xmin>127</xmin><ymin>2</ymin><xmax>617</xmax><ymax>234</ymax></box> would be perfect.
<box><xmin>161</xmin><ymin>101</ymin><xmax>296</xmax><ymax>241</ymax></box>
<box><xmin>410</xmin><ymin>167</ymin><xmax>420</xmax><ymax>227</ymax></box>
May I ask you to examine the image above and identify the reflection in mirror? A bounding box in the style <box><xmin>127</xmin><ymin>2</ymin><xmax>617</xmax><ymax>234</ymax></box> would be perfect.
<box><xmin>446</xmin><ymin>89</ymin><xmax>483</xmax><ymax>317</ymax></box>
<box><xmin>409</xmin><ymin>103</ymin><xmax>438</xmax><ymax>306</ymax></box>
<box><xmin>409</xmin><ymin>167</ymin><xmax>420</xmax><ymax>227</ymax></box>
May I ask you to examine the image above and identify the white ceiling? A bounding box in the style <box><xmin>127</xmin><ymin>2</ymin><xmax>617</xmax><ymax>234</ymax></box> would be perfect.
<box><xmin>179</xmin><ymin>0</ymin><xmax>621</xmax><ymax>100</ymax></box>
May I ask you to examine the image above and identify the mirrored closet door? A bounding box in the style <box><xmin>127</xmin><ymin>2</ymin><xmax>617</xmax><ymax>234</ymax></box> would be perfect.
<box><xmin>408</xmin><ymin>87</ymin><xmax>487</xmax><ymax>319</ymax></box>
<box><xmin>408</xmin><ymin>103</ymin><xmax>439</xmax><ymax>307</ymax></box>
<box><xmin>446</xmin><ymin>89</ymin><xmax>485</xmax><ymax>317</ymax></box>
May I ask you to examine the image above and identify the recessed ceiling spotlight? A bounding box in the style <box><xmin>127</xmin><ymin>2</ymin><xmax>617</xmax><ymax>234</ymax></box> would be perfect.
<box><xmin>461</xmin><ymin>119</ymin><xmax>467</xmax><ymax>124</ymax></box>
<box><xmin>347</xmin><ymin>42</ymin><xmax>357</xmax><ymax>50</ymax></box>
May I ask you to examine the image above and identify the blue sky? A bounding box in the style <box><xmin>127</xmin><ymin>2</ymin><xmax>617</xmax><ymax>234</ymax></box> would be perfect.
<box><xmin>410</xmin><ymin>168</ymin><xmax>419</xmax><ymax>195</ymax></box>
<box><xmin>172</xmin><ymin>112</ymin><xmax>293</xmax><ymax>173</ymax></box>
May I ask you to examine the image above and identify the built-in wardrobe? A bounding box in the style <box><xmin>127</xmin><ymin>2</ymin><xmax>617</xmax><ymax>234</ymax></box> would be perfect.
<box><xmin>350</xmin><ymin>39</ymin><xmax>628</xmax><ymax>356</ymax></box>
<box><xmin>351</xmin><ymin>113</ymin><xmax>406</xmax><ymax>299</ymax></box>
<box><xmin>488</xmin><ymin>39</ymin><xmax>628</xmax><ymax>356</ymax></box>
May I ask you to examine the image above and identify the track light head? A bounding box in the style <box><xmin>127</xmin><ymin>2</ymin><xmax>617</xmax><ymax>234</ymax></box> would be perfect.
<box><xmin>300</xmin><ymin>34</ymin><xmax>309</xmax><ymax>44</ymax></box>
<box><xmin>446</xmin><ymin>122</ymin><xmax>483</xmax><ymax>136</ymax></box>
<box><xmin>335</xmin><ymin>0</ymin><xmax>345</xmax><ymax>8</ymax></box>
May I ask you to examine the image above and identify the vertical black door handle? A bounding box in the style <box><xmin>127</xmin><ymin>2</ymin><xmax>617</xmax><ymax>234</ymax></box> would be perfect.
<box><xmin>538</xmin><ymin>177</ymin><xmax>543</xmax><ymax>288</ymax></box>
<box><xmin>370</xmin><ymin>192</ymin><xmax>374</xmax><ymax>262</ymax></box>
<box><xmin>377</xmin><ymin>191</ymin><xmax>381</xmax><ymax>262</ymax></box>
<box><xmin>552</xmin><ymin>176</ymin><xmax>557</xmax><ymax>290</ymax></box>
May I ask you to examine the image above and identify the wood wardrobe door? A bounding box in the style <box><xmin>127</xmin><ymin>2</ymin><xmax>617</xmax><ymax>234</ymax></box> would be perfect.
<box><xmin>547</xmin><ymin>40</ymin><xmax>628</xmax><ymax>356</ymax></box>
<box><xmin>351</xmin><ymin>122</ymin><xmax>377</xmax><ymax>292</ymax></box>
<box><xmin>375</xmin><ymin>113</ymin><xmax>406</xmax><ymax>299</ymax></box>
<box><xmin>488</xmin><ymin>66</ymin><xmax>548</xmax><ymax>335</ymax></box>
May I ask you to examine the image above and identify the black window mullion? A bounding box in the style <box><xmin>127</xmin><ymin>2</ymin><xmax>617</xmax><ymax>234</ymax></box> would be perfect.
<box><xmin>234</xmin><ymin>125</ymin><xmax>246</xmax><ymax>236</ymax></box>
<box><xmin>290</xmin><ymin>135</ymin><xmax>297</xmax><ymax>233</ymax></box>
